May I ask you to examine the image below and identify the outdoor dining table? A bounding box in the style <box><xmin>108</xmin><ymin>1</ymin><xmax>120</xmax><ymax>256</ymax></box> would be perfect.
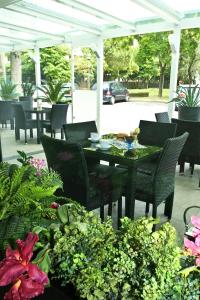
<box><xmin>25</xmin><ymin>108</ymin><xmax>51</xmax><ymax>144</ymax></box>
<box><xmin>83</xmin><ymin>142</ymin><xmax>161</xmax><ymax>219</ymax></box>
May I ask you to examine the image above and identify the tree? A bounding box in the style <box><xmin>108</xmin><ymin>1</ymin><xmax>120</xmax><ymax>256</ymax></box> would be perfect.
<box><xmin>104</xmin><ymin>36</ymin><xmax>139</xmax><ymax>81</ymax></box>
<box><xmin>179</xmin><ymin>28</ymin><xmax>200</xmax><ymax>83</ymax></box>
<box><xmin>40</xmin><ymin>45</ymin><xmax>71</xmax><ymax>82</ymax></box>
<box><xmin>136</xmin><ymin>32</ymin><xmax>171</xmax><ymax>97</ymax></box>
<box><xmin>10</xmin><ymin>51</ymin><xmax>22</xmax><ymax>94</ymax></box>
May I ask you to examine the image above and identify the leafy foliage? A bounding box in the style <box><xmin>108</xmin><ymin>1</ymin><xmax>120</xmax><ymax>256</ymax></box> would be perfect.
<box><xmin>170</xmin><ymin>84</ymin><xmax>200</xmax><ymax>107</ymax></box>
<box><xmin>35</xmin><ymin>204</ymin><xmax>197</xmax><ymax>300</ymax></box>
<box><xmin>40</xmin><ymin>46</ymin><xmax>71</xmax><ymax>82</ymax></box>
<box><xmin>0</xmin><ymin>162</ymin><xmax>62</xmax><ymax>221</ymax></box>
<box><xmin>0</xmin><ymin>79</ymin><xmax>19</xmax><ymax>100</ymax></box>
<box><xmin>21</xmin><ymin>81</ymin><xmax>35</xmax><ymax>96</ymax></box>
<box><xmin>104</xmin><ymin>36</ymin><xmax>139</xmax><ymax>81</ymax></box>
<box><xmin>37</xmin><ymin>81</ymin><xmax>69</xmax><ymax>103</ymax></box>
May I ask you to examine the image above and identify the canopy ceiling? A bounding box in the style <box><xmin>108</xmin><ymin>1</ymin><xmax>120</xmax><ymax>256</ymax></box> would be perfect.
<box><xmin>0</xmin><ymin>0</ymin><xmax>200</xmax><ymax>51</ymax></box>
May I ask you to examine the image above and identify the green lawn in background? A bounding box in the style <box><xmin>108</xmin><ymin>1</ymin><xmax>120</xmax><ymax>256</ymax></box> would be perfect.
<box><xmin>128</xmin><ymin>88</ymin><xmax>169</xmax><ymax>102</ymax></box>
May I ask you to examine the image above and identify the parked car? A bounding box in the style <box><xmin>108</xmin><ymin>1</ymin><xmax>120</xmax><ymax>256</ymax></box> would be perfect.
<box><xmin>92</xmin><ymin>81</ymin><xmax>129</xmax><ymax>104</ymax></box>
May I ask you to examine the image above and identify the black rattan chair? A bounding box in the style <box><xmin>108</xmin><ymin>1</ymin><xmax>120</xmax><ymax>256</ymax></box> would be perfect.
<box><xmin>63</xmin><ymin>121</ymin><xmax>97</xmax><ymax>144</ymax></box>
<box><xmin>132</xmin><ymin>132</ymin><xmax>189</xmax><ymax>230</ymax></box>
<box><xmin>0</xmin><ymin>100</ymin><xmax>16</xmax><ymax>130</ymax></box>
<box><xmin>41</xmin><ymin>135</ymin><xmax>127</xmax><ymax>220</ymax></box>
<box><xmin>172</xmin><ymin>118</ymin><xmax>200</xmax><ymax>176</ymax></box>
<box><xmin>41</xmin><ymin>104</ymin><xmax>68</xmax><ymax>139</ymax></box>
<box><xmin>12</xmin><ymin>104</ymin><xmax>37</xmax><ymax>143</ymax></box>
<box><xmin>155</xmin><ymin>112</ymin><xmax>170</xmax><ymax>123</ymax></box>
<box><xmin>138</xmin><ymin>120</ymin><xmax>176</xmax><ymax>147</ymax></box>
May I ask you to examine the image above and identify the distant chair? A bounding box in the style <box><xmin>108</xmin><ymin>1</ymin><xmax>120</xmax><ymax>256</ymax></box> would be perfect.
<box><xmin>63</xmin><ymin>121</ymin><xmax>97</xmax><ymax>143</ymax></box>
<box><xmin>12</xmin><ymin>104</ymin><xmax>37</xmax><ymax>143</ymax></box>
<box><xmin>138</xmin><ymin>120</ymin><xmax>177</xmax><ymax>147</ymax></box>
<box><xmin>0</xmin><ymin>100</ymin><xmax>16</xmax><ymax>130</ymax></box>
<box><xmin>63</xmin><ymin>121</ymin><xmax>99</xmax><ymax>170</ymax></box>
<box><xmin>133</xmin><ymin>132</ymin><xmax>189</xmax><ymax>230</ymax></box>
<box><xmin>155</xmin><ymin>112</ymin><xmax>170</xmax><ymax>123</ymax></box>
<box><xmin>172</xmin><ymin>118</ymin><xmax>200</xmax><ymax>177</ymax></box>
<box><xmin>41</xmin><ymin>104</ymin><xmax>68</xmax><ymax>139</ymax></box>
<box><xmin>41</xmin><ymin>135</ymin><xmax>127</xmax><ymax>220</ymax></box>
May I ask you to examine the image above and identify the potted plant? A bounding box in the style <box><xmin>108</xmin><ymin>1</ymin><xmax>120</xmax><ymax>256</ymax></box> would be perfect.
<box><xmin>37</xmin><ymin>81</ymin><xmax>71</xmax><ymax>104</ymax></box>
<box><xmin>0</xmin><ymin>79</ymin><xmax>18</xmax><ymax>101</ymax></box>
<box><xmin>19</xmin><ymin>81</ymin><xmax>35</xmax><ymax>112</ymax></box>
<box><xmin>170</xmin><ymin>84</ymin><xmax>200</xmax><ymax>121</ymax></box>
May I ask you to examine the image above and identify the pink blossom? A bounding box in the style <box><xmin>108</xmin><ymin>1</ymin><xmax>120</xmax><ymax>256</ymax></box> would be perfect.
<box><xmin>0</xmin><ymin>233</ymin><xmax>48</xmax><ymax>300</ymax></box>
<box><xmin>178</xmin><ymin>92</ymin><xmax>186</xmax><ymax>98</ymax></box>
<box><xmin>191</xmin><ymin>215</ymin><xmax>200</xmax><ymax>230</ymax></box>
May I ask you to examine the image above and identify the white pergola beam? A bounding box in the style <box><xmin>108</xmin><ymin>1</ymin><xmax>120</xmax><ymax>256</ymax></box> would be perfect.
<box><xmin>96</xmin><ymin>39</ymin><xmax>104</xmax><ymax>133</ymax></box>
<box><xmin>14</xmin><ymin>1</ymin><xmax>101</xmax><ymax>36</ymax></box>
<box><xmin>168</xmin><ymin>28</ymin><xmax>181</xmax><ymax>118</ymax></box>
<box><xmin>0</xmin><ymin>0</ymin><xmax>21</xmax><ymax>7</ymax></box>
<box><xmin>0</xmin><ymin>21</ymin><xmax>65</xmax><ymax>40</ymax></box>
<box><xmin>58</xmin><ymin>0</ymin><xmax>136</xmax><ymax>31</ymax></box>
<box><xmin>131</xmin><ymin>0</ymin><xmax>182</xmax><ymax>24</ymax></box>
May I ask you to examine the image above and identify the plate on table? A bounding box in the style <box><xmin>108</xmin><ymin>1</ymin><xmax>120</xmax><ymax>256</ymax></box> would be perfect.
<box><xmin>96</xmin><ymin>144</ymin><xmax>111</xmax><ymax>151</ymax></box>
<box><xmin>88</xmin><ymin>137</ymin><xmax>100</xmax><ymax>143</ymax></box>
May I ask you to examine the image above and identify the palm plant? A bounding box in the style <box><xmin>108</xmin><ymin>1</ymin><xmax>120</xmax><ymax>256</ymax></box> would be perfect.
<box><xmin>0</xmin><ymin>79</ymin><xmax>19</xmax><ymax>100</ymax></box>
<box><xmin>21</xmin><ymin>81</ymin><xmax>36</xmax><ymax>97</ymax></box>
<box><xmin>170</xmin><ymin>84</ymin><xmax>200</xmax><ymax>107</ymax></box>
<box><xmin>37</xmin><ymin>81</ymin><xmax>69</xmax><ymax>103</ymax></box>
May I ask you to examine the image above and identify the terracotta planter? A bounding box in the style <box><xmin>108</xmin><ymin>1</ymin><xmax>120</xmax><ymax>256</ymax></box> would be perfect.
<box><xmin>178</xmin><ymin>106</ymin><xmax>200</xmax><ymax>121</ymax></box>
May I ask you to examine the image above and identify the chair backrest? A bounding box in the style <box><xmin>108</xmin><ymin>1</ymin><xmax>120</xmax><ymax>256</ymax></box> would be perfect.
<box><xmin>12</xmin><ymin>104</ymin><xmax>26</xmax><ymax>128</ymax></box>
<box><xmin>154</xmin><ymin>132</ymin><xmax>189</xmax><ymax>204</ymax></box>
<box><xmin>138</xmin><ymin>120</ymin><xmax>177</xmax><ymax>147</ymax></box>
<box><xmin>172</xmin><ymin>118</ymin><xmax>200</xmax><ymax>161</ymax></box>
<box><xmin>0</xmin><ymin>100</ymin><xmax>15</xmax><ymax>121</ymax></box>
<box><xmin>40</xmin><ymin>134</ymin><xmax>90</xmax><ymax>206</ymax></box>
<box><xmin>63</xmin><ymin>121</ymin><xmax>97</xmax><ymax>142</ymax></box>
<box><xmin>50</xmin><ymin>104</ymin><xmax>68</xmax><ymax>129</ymax></box>
<box><xmin>155</xmin><ymin>112</ymin><xmax>170</xmax><ymax>123</ymax></box>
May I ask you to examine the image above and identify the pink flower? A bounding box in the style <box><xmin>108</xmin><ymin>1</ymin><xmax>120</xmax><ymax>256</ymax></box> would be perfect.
<box><xmin>28</xmin><ymin>158</ymin><xmax>46</xmax><ymax>176</ymax></box>
<box><xmin>50</xmin><ymin>202</ymin><xmax>60</xmax><ymax>209</ymax></box>
<box><xmin>178</xmin><ymin>92</ymin><xmax>186</xmax><ymax>98</ymax></box>
<box><xmin>191</xmin><ymin>215</ymin><xmax>200</xmax><ymax>230</ymax></box>
<box><xmin>196</xmin><ymin>257</ymin><xmax>200</xmax><ymax>266</ymax></box>
<box><xmin>184</xmin><ymin>238</ymin><xmax>200</xmax><ymax>256</ymax></box>
<box><xmin>0</xmin><ymin>233</ymin><xmax>48</xmax><ymax>300</ymax></box>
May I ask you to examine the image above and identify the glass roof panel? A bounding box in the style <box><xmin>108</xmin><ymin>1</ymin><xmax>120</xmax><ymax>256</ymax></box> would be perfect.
<box><xmin>165</xmin><ymin>0</ymin><xmax>200</xmax><ymax>13</ymax></box>
<box><xmin>77</xmin><ymin>0</ymin><xmax>155</xmax><ymax>22</ymax></box>
<box><xmin>28</xmin><ymin>0</ymin><xmax>107</xmax><ymax>26</ymax></box>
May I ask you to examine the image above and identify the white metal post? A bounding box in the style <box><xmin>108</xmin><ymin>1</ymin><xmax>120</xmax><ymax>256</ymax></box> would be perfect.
<box><xmin>168</xmin><ymin>28</ymin><xmax>181</xmax><ymax>118</ymax></box>
<box><xmin>34</xmin><ymin>46</ymin><xmax>41</xmax><ymax>98</ymax></box>
<box><xmin>71</xmin><ymin>46</ymin><xmax>75</xmax><ymax>123</ymax></box>
<box><xmin>96</xmin><ymin>39</ymin><xmax>104</xmax><ymax>134</ymax></box>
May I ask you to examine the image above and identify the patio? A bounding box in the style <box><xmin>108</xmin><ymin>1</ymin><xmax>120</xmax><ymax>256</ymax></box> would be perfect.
<box><xmin>1</xmin><ymin>99</ymin><xmax>199</xmax><ymax>239</ymax></box>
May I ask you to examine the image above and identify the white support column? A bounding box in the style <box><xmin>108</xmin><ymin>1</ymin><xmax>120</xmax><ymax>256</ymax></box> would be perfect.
<box><xmin>34</xmin><ymin>46</ymin><xmax>41</xmax><ymax>98</ymax></box>
<box><xmin>168</xmin><ymin>28</ymin><xmax>181</xmax><ymax>118</ymax></box>
<box><xmin>96</xmin><ymin>39</ymin><xmax>104</xmax><ymax>134</ymax></box>
<box><xmin>71</xmin><ymin>46</ymin><xmax>75</xmax><ymax>123</ymax></box>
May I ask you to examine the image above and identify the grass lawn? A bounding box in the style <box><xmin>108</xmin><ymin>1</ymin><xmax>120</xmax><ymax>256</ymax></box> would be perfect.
<box><xmin>128</xmin><ymin>88</ymin><xmax>169</xmax><ymax>102</ymax></box>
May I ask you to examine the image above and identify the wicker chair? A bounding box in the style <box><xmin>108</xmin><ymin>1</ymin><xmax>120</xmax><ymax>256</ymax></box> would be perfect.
<box><xmin>12</xmin><ymin>104</ymin><xmax>37</xmax><ymax>143</ymax></box>
<box><xmin>63</xmin><ymin>121</ymin><xmax>97</xmax><ymax>145</ymax></box>
<box><xmin>132</xmin><ymin>132</ymin><xmax>189</xmax><ymax>230</ymax></box>
<box><xmin>41</xmin><ymin>135</ymin><xmax>127</xmax><ymax>220</ymax></box>
<box><xmin>138</xmin><ymin>120</ymin><xmax>176</xmax><ymax>147</ymax></box>
<box><xmin>0</xmin><ymin>100</ymin><xmax>16</xmax><ymax>130</ymax></box>
<box><xmin>172</xmin><ymin>118</ymin><xmax>200</xmax><ymax>177</ymax></box>
<box><xmin>41</xmin><ymin>104</ymin><xmax>68</xmax><ymax>139</ymax></box>
<box><xmin>155</xmin><ymin>112</ymin><xmax>170</xmax><ymax>123</ymax></box>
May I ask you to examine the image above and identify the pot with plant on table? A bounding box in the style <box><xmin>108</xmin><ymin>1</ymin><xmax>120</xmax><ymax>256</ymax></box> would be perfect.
<box><xmin>170</xmin><ymin>84</ymin><xmax>200</xmax><ymax>121</ymax></box>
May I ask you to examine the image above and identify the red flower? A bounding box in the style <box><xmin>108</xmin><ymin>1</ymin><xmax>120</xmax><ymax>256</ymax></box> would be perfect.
<box><xmin>50</xmin><ymin>202</ymin><xmax>60</xmax><ymax>209</ymax></box>
<box><xmin>0</xmin><ymin>233</ymin><xmax>48</xmax><ymax>300</ymax></box>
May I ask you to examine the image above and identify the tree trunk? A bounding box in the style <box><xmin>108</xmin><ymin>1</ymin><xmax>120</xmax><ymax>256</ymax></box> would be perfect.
<box><xmin>10</xmin><ymin>51</ymin><xmax>22</xmax><ymax>94</ymax></box>
<box><xmin>0</xmin><ymin>53</ymin><xmax>6</xmax><ymax>80</ymax></box>
<box><xmin>158</xmin><ymin>66</ymin><xmax>165</xmax><ymax>97</ymax></box>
